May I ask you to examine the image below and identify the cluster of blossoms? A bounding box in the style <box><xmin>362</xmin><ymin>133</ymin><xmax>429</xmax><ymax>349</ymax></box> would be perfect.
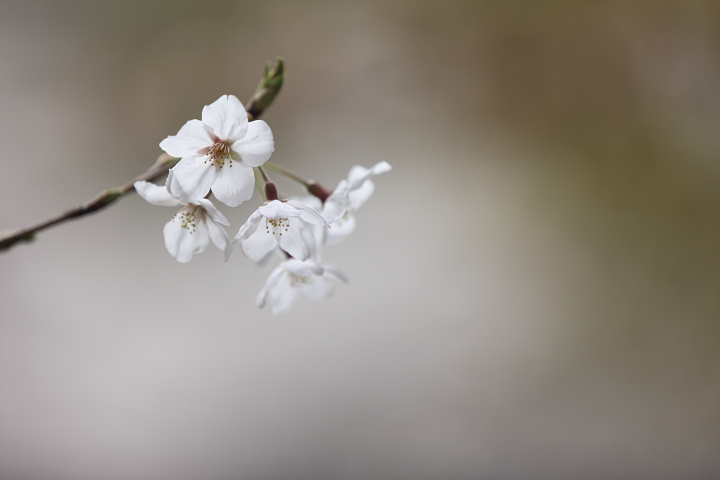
<box><xmin>135</xmin><ymin>95</ymin><xmax>390</xmax><ymax>314</ymax></box>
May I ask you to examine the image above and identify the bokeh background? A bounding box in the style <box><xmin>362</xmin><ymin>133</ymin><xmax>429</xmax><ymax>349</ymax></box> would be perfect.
<box><xmin>2</xmin><ymin>1</ymin><xmax>719</xmax><ymax>479</ymax></box>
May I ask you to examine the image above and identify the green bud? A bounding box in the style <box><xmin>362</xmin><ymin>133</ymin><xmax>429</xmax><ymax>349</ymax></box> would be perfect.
<box><xmin>246</xmin><ymin>57</ymin><xmax>284</xmax><ymax>119</ymax></box>
<box><xmin>102</xmin><ymin>188</ymin><xmax>123</xmax><ymax>206</ymax></box>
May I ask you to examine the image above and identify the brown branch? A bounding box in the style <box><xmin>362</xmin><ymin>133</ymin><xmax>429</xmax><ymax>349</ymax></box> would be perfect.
<box><xmin>0</xmin><ymin>58</ymin><xmax>284</xmax><ymax>252</ymax></box>
<box><xmin>0</xmin><ymin>154</ymin><xmax>178</xmax><ymax>251</ymax></box>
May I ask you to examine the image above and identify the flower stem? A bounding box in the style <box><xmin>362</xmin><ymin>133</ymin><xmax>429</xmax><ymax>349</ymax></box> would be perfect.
<box><xmin>264</xmin><ymin>162</ymin><xmax>333</xmax><ymax>203</ymax></box>
<box><xmin>257</xmin><ymin>166</ymin><xmax>278</xmax><ymax>201</ymax></box>
<box><xmin>264</xmin><ymin>162</ymin><xmax>311</xmax><ymax>187</ymax></box>
<box><xmin>257</xmin><ymin>165</ymin><xmax>271</xmax><ymax>183</ymax></box>
<box><xmin>253</xmin><ymin>168</ymin><xmax>267</xmax><ymax>202</ymax></box>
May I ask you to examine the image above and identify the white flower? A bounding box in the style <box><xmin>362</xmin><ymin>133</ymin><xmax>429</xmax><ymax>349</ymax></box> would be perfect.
<box><xmin>233</xmin><ymin>200</ymin><xmax>327</xmax><ymax>261</ymax></box>
<box><xmin>159</xmin><ymin>94</ymin><xmax>274</xmax><ymax>207</ymax></box>
<box><xmin>256</xmin><ymin>258</ymin><xmax>347</xmax><ymax>314</ymax></box>
<box><xmin>315</xmin><ymin>161</ymin><xmax>392</xmax><ymax>245</ymax></box>
<box><xmin>134</xmin><ymin>179</ymin><xmax>233</xmax><ymax>263</ymax></box>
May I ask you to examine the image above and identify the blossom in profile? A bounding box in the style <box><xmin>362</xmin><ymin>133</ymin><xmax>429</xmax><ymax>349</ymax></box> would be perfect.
<box><xmin>134</xmin><ymin>179</ymin><xmax>232</xmax><ymax>263</ymax></box>
<box><xmin>159</xmin><ymin>94</ymin><xmax>274</xmax><ymax>207</ymax></box>
<box><xmin>310</xmin><ymin>161</ymin><xmax>392</xmax><ymax>246</ymax></box>
<box><xmin>233</xmin><ymin>200</ymin><xmax>327</xmax><ymax>261</ymax></box>
<box><xmin>256</xmin><ymin>258</ymin><xmax>347</xmax><ymax>315</ymax></box>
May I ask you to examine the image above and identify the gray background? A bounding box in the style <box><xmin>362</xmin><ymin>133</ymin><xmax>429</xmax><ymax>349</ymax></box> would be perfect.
<box><xmin>1</xmin><ymin>1</ymin><xmax>719</xmax><ymax>479</ymax></box>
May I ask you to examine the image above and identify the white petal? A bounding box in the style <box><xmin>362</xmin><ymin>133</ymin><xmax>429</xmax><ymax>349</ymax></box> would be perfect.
<box><xmin>277</xmin><ymin>219</ymin><xmax>312</xmax><ymax>260</ymax></box>
<box><xmin>300</xmin><ymin>205</ymin><xmax>329</xmax><ymax>226</ymax></box>
<box><xmin>326</xmin><ymin>214</ymin><xmax>356</xmax><ymax>246</ymax></box>
<box><xmin>159</xmin><ymin>119</ymin><xmax>213</xmax><ymax>158</ymax></box>
<box><xmin>134</xmin><ymin>181</ymin><xmax>181</xmax><ymax>206</ymax></box>
<box><xmin>169</xmin><ymin>157</ymin><xmax>218</xmax><ymax>203</ymax></box>
<box><xmin>321</xmin><ymin>181</ymin><xmax>350</xmax><ymax>223</ymax></box>
<box><xmin>201</xmin><ymin>95</ymin><xmax>248</xmax><ymax>142</ymax></box>
<box><xmin>311</xmin><ymin>224</ymin><xmax>327</xmax><ymax>259</ymax></box>
<box><xmin>267</xmin><ymin>272</ymin><xmax>297</xmax><ymax>315</ymax></box>
<box><xmin>256</xmin><ymin>247</ymin><xmax>286</xmax><ymax>268</ymax></box>
<box><xmin>165</xmin><ymin>169</ymin><xmax>174</xmax><ymax>194</ymax></box>
<box><xmin>258</xmin><ymin>200</ymin><xmax>303</xmax><ymax>220</ymax></box>
<box><xmin>240</xmin><ymin>226</ymin><xmax>279</xmax><ymax>261</ymax></box>
<box><xmin>301</xmin><ymin>276</ymin><xmax>336</xmax><ymax>301</ymax></box>
<box><xmin>295</xmin><ymin>195</ymin><xmax>322</xmax><ymax>211</ymax></box>
<box><xmin>210</xmin><ymin>164</ymin><xmax>255</xmax><ymax>207</ymax></box>
<box><xmin>345</xmin><ymin>165</ymin><xmax>372</xmax><ymax>191</ymax></box>
<box><xmin>347</xmin><ymin>179</ymin><xmax>375</xmax><ymax>211</ymax></box>
<box><xmin>346</xmin><ymin>161</ymin><xmax>392</xmax><ymax>191</ymax></box>
<box><xmin>283</xmin><ymin>259</ymin><xmax>323</xmax><ymax>277</ymax></box>
<box><xmin>302</xmin><ymin>222</ymin><xmax>321</xmax><ymax>260</ymax></box>
<box><xmin>343</xmin><ymin>161</ymin><xmax>391</xmax><ymax>210</ymax></box>
<box><xmin>256</xmin><ymin>265</ymin><xmax>286</xmax><ymax>309</ymax></box>
<box><xmin>163</xmin><ymin>215</ymin><xmax>209</xmax><ymax>263</ymax></box>
<box><xmin>231</xmin><ymin>120</ymin><xmax>274</xmax><ymax>168</ymax></box>
<box><xmin>369</xmin><ymin>161</ymin><xmax>392</xmax><ymax>175</ymax></box>
<box><xmin>194</xmin><ymin>198</ymin><xmax>230</xmax><ymax>226</ymax></box>
<box><xmin>285</xmin><ymin>200</ymin><xmax>328</xmax><ymax>226</ymax></box>
<box><xmin>205</xmin><ymin>216</ymin><xmax>233</xmax><ymax>263</ymax></box>
<box><xmin>234</xmin><ymin>210</ymin><xmax>264</xmax><ymax>242</ymax></box>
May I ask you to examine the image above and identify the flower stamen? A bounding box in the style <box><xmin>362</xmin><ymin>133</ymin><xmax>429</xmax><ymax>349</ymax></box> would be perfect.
<box><xmin>265</xmin><ymin>217</ymin><xmax>290</xmax><ymax>236</ymax></box>
<box><xmin>173</xmin><ymin>206</ymin><xmax>200</xmax><ymax>234</ymax></box>
<box><xmin>289</xmin><ymin>273</ymin><xmax>311</xmax><ymax>287</ymax></box>
<box><xmin>205</xmin><ymin>141</ymin><xmax>233</xmax><ymax>168</ymax></box>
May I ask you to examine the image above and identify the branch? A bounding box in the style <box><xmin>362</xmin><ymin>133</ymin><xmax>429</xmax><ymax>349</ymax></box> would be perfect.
<box><xmin>0</xmin><ymin>154</ymin><xmax>176</xmax><ymax>251</ymax></box>
<box><xmin>0</xmin><ymin>57</ymin><xmax>285</xmax><ymax>253</ymax></box>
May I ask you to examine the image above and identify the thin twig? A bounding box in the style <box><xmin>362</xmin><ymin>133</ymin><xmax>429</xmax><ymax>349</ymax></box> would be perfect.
<box><xmin>256</xmin><ymin>166</ymin><xmax>279</xmax><ymax>201</ymax></box>
<box><xmin>0</xmin><ymin>154</ymin><xmax>178</xmax><ymax>250</ymax></box>
<box><xmin>264</xmin><ymin>162</ymin><xmax>312</xmax><ymax>187</ymax></box>
<box><xmin>0</xmin><ymin>58</ymin><xmax>284</xmax><ymax>252</ymax></box>
<box><xmin>252</xmin><ymin>168</ymin><xmax>267</xmax><ymax>202</ymax></box>
<box><xmin>257</xmin><ymin>165</ymin><xmax>271</xmax><ymax>183</ymax></box>
<box><xmin>263</xmin><ymin>162</ymin><xmax>333</xmax><ymax>202</ymax></box>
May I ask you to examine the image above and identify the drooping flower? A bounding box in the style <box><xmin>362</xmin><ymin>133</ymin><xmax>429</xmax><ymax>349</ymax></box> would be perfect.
<box><xmin>233</xmin><ymin>200</ymin><xmax>327</xmax><ymax>261</ymax></box>
<box><xmin>256</xmin><ymin>258</ymin><xmax>347</xmax><ymax>315</ymax></box>
<box><xmin>309</xmin><ymin>161</ymin><xmax>392</xmax><ymax>246</ymax></box>
<box><xmin>134</xmin><ymin>179</ymin><xmax>232</xmax><ymax>263</ymax></box>
<box><xmin>159</xmin><ymin>94</ymin><xmax>274</xmax><ymax>207</ymax></box>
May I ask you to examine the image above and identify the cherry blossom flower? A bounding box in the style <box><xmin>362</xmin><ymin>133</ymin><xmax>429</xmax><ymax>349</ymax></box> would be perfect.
<box><xmin>233</xmin><ymin>200</ymin><xmax>327</xmax><ymax>261</ymax></box>
<box><xmin>159</xmin><ymin>95</ymin><xmax>274</xmax><ymax>207</ymax></box>
<box><xmin>134</xmin><ymin>179</ymin><xmax>232</xmax><ymax>263</ymax></box>
<box><xmin>306</xmin><ymin>161</ymin><xmax>392</xmax><ymax>246</ymax></box>
<box><xmin>256</xmin><ymin>258</ymin><xmax>347</xmax><ymax>315</ymax></box>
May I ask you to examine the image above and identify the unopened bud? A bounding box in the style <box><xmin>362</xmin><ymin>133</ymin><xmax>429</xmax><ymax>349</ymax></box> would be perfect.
<box><xmin>264</xmin><ymin>181</ymin><xmax>279</xmax><ymax>201</ymax></box>
<box><xmin>307</xmin><ymin>180</ymin><xmax>333</xmax><ymax>203</ymax></box>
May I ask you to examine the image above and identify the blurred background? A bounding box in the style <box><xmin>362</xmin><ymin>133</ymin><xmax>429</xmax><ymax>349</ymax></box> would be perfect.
<box><xmin>1</xmin><ymin>1</ymin><xmax>719</xmax><ymax>479</ymax></box>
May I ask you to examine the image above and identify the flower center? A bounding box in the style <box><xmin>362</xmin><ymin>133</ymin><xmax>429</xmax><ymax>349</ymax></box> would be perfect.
<box><xmin>173</xmin><ymin>206</ymin><xmax>201</xmax><ymax>233</ymax></box>
<box><xmin>289</xmin><ymin>273</ymin><xmax>312</xmax><ymax>287</ymax></box>
<box><xmin>206</xmin><ymin>141</ymin><xmax>233</xmax><ymax>168</ymax></box>
<box><xmin>265</xmin><ymin>217</ymin><xmax>290</xmax><ymax>236</ymax></box>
